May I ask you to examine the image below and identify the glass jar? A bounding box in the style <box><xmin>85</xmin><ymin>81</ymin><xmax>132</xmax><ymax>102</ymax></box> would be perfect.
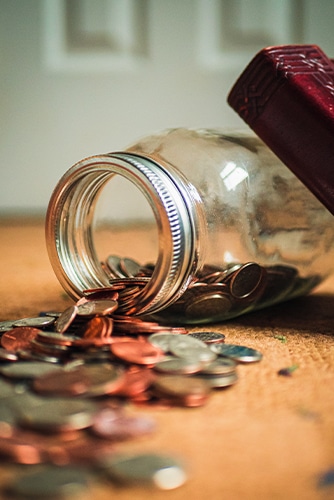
<box><xmin>45</xmin><ymin>128</ymin><xmax>334</xmax><ymax>324</ymax></box>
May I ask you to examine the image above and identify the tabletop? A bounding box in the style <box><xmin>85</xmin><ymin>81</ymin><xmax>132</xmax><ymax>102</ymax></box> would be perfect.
<box><xmin>0</xmin><ymin>218</ymin><xmax>333</xmax><ymax>500</ymax></box>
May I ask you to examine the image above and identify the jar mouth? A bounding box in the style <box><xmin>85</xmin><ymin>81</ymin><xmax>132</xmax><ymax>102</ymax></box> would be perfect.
<box><xmin>45</xmin><ymin>153</ymin><xmax>204</xmax><ymax>315</ymax></box>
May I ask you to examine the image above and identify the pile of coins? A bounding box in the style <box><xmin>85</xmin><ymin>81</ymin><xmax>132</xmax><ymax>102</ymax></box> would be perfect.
<box><xmin>103</xmin><ymin>255</ymin><xmax>320</xmax><ymax>321</ymax></box>
<box><xmin>0</xmin><ymin>281</ymin><xmax>263</xmax><ymax>497</ymax></box>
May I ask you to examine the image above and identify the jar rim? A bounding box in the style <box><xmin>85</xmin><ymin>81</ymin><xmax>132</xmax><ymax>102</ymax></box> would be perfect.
<box><xmin>45</xmin><ymin>152</ymin><xmax>203</xmax><ymax>315</ymax></box>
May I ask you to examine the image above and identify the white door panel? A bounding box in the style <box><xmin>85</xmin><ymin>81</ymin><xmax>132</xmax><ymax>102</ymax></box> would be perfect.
<box><xmin>1</xmin><ymin>0</ymin><xmax>334</xmax><ymax>217</ymax></box>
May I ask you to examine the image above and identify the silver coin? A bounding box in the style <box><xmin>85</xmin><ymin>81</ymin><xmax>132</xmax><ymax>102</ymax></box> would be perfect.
<box><xmin>0</xmin><ymin>347</ymin><xmax>18</xmax><ymax>362</ymax></box>
<box><xmin>106</xmin><ymin>255</ymin><xmax>127</xmax><ymax>278</ymax></box>
<box><xmin>13</xmin><ymin>316</ymin><xmax>55</xmax><ymax>328</ymax></box>
<box><xmin>4</xmin><ymin>465</ymin><xmax>89</xmax><ymax>498</ymax></box>
<box><xmin>229</xmin><ymin>262</ymin><xmax>265</xmax><ymax>300</ymax></box>
<box><xmin>195</xmin><ymin>371</ymin><xmax>238</xmax><ymax>388</ymax></box>
<box><xmin>148</xmin><ymin>332</ymin><xmax>182</xmax><ymax>353</ymax></box>
<box><xmin>185</xmin><ymin>292</ymin><xmax>233</xmax><ymax>319</ymax></box>
<box><xmin>119</xmin><ymin>257</ymin><xmax>142</xmax><ymax>277</ymax></box>
<box><xmin>153</xmin><ymin>356</ymin><xmax>202</xmax><ymax>375</ymax></box>
<box><xmin>188</xmin><ymin>331</ymin><xmax>226</xmax><ymax>344</ymax></box>
<box><xmin>98</xmin><ymin>452</ymin><xmax>187</xmax><ymax>489</ymax></box>
<box><xmin>211</xmin><ymin>343</ymin><xmax>263</xmax><ymax>363</ymax></box>
<box><xmin>0</xmin><ymin>378</ymin><xmax>18</xmax><ymax>399</ymax></box>
<box><xmin>199</xmin><ymin>357</ymin><xmax>237</xmax><ymax>376</ymax></box>
<box><xmin>0</xmin><ymin>320</ymin><xmax>15</xmax><ymax>332</ymax></box>
<box><xmin>77</xmin><ymin>299</ymin><xmax>118</xmax><ymax>317</ymax></box>
<box><xmin>169</xmin><ymin>334</ymin><xmax>217</xmax><ymax>363</ymax></box>
<box><xmin>0</xmin><ymin>404</ymin><xmax>17</xmax><ymax>430</ymax></box>
<box><xmin>54</xmin><ymin>305</ymin><xmax>78</xmax><ymax>333</ymax></box>
<box><xmin>0</xmin><ymin>361</ymin><xmax>63</xmax><ymax>379</ymax></box>
<box><xmin>18</xmin><ymin>397</ymin><xmax>98</xmax><ymax>431</ymax></box>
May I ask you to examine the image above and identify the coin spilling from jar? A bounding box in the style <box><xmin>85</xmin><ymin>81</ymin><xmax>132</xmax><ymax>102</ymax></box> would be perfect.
<box><xmin>102</xmin><ymin>255</ymin><xmax>320</xmax><ymax>322</ymax></box>
<box><xmin>0</xmin><ymin>280</ymin><xmax>263</xmax><ymax>497</ymax></box>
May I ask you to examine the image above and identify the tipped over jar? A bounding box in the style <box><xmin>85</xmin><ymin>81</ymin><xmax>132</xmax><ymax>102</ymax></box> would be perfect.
<box><xmin>46</xmin><ymin>128</ymin><xmax>334</xmax><ymax>324</ymax></box>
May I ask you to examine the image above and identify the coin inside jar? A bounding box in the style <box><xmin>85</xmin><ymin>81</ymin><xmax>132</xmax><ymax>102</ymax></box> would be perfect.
<box><xmin>228</xmin><ymin>262</ymin><xmax>266</xmax><ymax>300</ymax></box>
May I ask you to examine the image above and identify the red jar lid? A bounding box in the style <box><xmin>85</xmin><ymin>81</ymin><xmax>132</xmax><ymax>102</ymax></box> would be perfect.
<box><xmin>227</xmin><ymin>44</ymin><xmax>334</xmax><ymax>215</ymax></box>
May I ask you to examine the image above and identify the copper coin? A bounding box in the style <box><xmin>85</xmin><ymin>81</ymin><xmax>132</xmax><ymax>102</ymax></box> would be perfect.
<box><xmin>33</xmin><ymin>367</ymin><xmax>90</xmax><ymax>396</ymax></box>
<box><xmin>113</xmin><ymin>367</ymin><xmax>156</xmax><ymax>398</ymax></box>
<box><xmin>111</xmin><ymin>340</ymin><xmax>164</xmax><ymax>366</ymax></box>
<box><xmin>47</xmin><ymin>434</ymin><xmax>116</xmax><ymax>465</ymax></box>
<box><xmin>83</xmin><ymin>316</ymin><xmax>113</xmax><ymax>339</ymax></box>
<box><xmin>1</xmin><ymin>327</ymin><xmax>41</xmax><ymax>351</ymax></box>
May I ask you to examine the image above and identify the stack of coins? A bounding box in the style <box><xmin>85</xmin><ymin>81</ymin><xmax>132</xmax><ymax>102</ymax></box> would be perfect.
<box><xmin>0</xmin><ymin>288</ymin><xmax>263</xmax><ymax>496</ymax></box>
<box><xmin>102</xmin><ymin>255</ymin><xmax>320</xmax><ymax>321</ymax></box>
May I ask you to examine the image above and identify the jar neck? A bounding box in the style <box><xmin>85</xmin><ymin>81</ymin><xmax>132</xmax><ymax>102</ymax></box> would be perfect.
<box><xmin>45</xmin><ymin>152</ymin><xmax>204</xmax><ymax>315</ymax></box>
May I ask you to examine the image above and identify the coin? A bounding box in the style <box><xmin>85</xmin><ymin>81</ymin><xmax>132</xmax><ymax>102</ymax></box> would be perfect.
<box><xmin>111</xmin><ymin>340</ymin><xmax>165</xmax><ymax>366</ymax></box>
<box><xmin>185</xmin><ymin>291</ymin><xmax>233</xmax><ymax>319</ymax></box>
<box><xmin>188</xmin><ymin>331</ymin><xmax>226</xmax><ymax>344</ymax></box>
<box><xmin>77</xmin><ymin>299</ymin><xmax>118</xmax><ymax>317</ymax></box>
<box><xmin>18</xmin><ymin>397</ymin><xmax>98</xmax><ymax>432</ymax></box>
<box><xmin>153</xmin><ymin>356</ymin><xmax>202</xmax><ymax>375</ymax></box>
<box><xmin>147</xmin><ymin>332</ymin><xmax>181</xmax><ymax>352</ymax></box>
<box><xmin>13</xmin><ymin>316</ymin><xmax>55</xmax><ymax>328</ymax></box>
<box><xmin>152</xmin><ymin>374</ymin><xmax>211</xmax><ymax>407</ymax></box>
<box><xmin>91</xmin><ymin>407</ymin><xmax>156</xmax><ymax>440</ymax></box>
<box><xmin>1</xmin><ymin>327</ymin><xmax>41</xmax><ymax>351</ymax></box>
<box><xmin>3</xmin><ymin>465</ymin><xmax>89</xmax><ymax>498</ymax></box>
<box><xmin>54</xmin><ymin>305</ymin><xmax>78</xmax><ymax>333</ymax></box>
<box><xmin>168</xmin><ymin>334</ymin><xmax>217</xmax><ymax>363</ymax></box>
<box><xmin>0</xmin><ymin>361</ymin><xmax>63</xmax><ymax>380</ymax></box>
<box><xmin>0</xmin><ymin>320</ymin><xmax>15</xmax><ymax>332</ymax></box>
<box><xmin>211</xmin><ymin>343</ymin><xmax>263</xmax><ymax>363</ymax></box>
<box><xmin>98</xmin><ymin>452</ymin><xmax>187</xmax><ymax>489</ymax></box>
<box><xmin>199</xmin><ymin>356</ymin><xmax>237</xmax><ymax>375</ymax></box>
<box><xmin>229</xmin><ymin>262</ymin><xmax>266</xmax><ymax>300</ymax></box>
<box><xmin>195</xmin><ymin>371</ymin><xmax>238</xmax><ymax>388</ymax></box>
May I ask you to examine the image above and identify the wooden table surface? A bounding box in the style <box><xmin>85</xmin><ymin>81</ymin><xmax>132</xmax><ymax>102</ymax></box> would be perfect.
<box><xmin>0</xmin><ymin>218</ymin><xmax>334</xmax><ymax>500</ymax></box>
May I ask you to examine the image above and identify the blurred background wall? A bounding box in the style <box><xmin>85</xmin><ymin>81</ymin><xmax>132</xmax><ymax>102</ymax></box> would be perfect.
<box><xmin>1</xmin><ymin>0</ymin><xmax>334</xmax><ymax>218</ymax></box>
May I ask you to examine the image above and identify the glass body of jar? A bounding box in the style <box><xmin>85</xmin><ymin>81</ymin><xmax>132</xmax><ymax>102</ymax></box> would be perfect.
<box><xmin>46</xmin><ymin>128</ymin><xmax>334</xmax><ymax>324</ymax></box>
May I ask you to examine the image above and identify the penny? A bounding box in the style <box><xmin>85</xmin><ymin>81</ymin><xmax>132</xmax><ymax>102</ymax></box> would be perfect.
<box><xmin>1</xmin><ymin>327</ymin><xmax>41</xmax><ymax>351</ymax></box>
<box><xmin>211</xmin><ymin>343</ymin><xmax>263</xmax><ymax>363</ymax></box>
<box><xmin>83</xmin><ymin>316</ymin><xmax>113</xmax><ymax>338</ymax></box>
<box><xmin>113</xmin><ymin>367</ymin><xmax>156</xmax><ymax>398</ymax></box>
<box><xmin>111</xmin><ymin>340</ymin><xmax>165</xmax><ymax>366</ymax></box>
